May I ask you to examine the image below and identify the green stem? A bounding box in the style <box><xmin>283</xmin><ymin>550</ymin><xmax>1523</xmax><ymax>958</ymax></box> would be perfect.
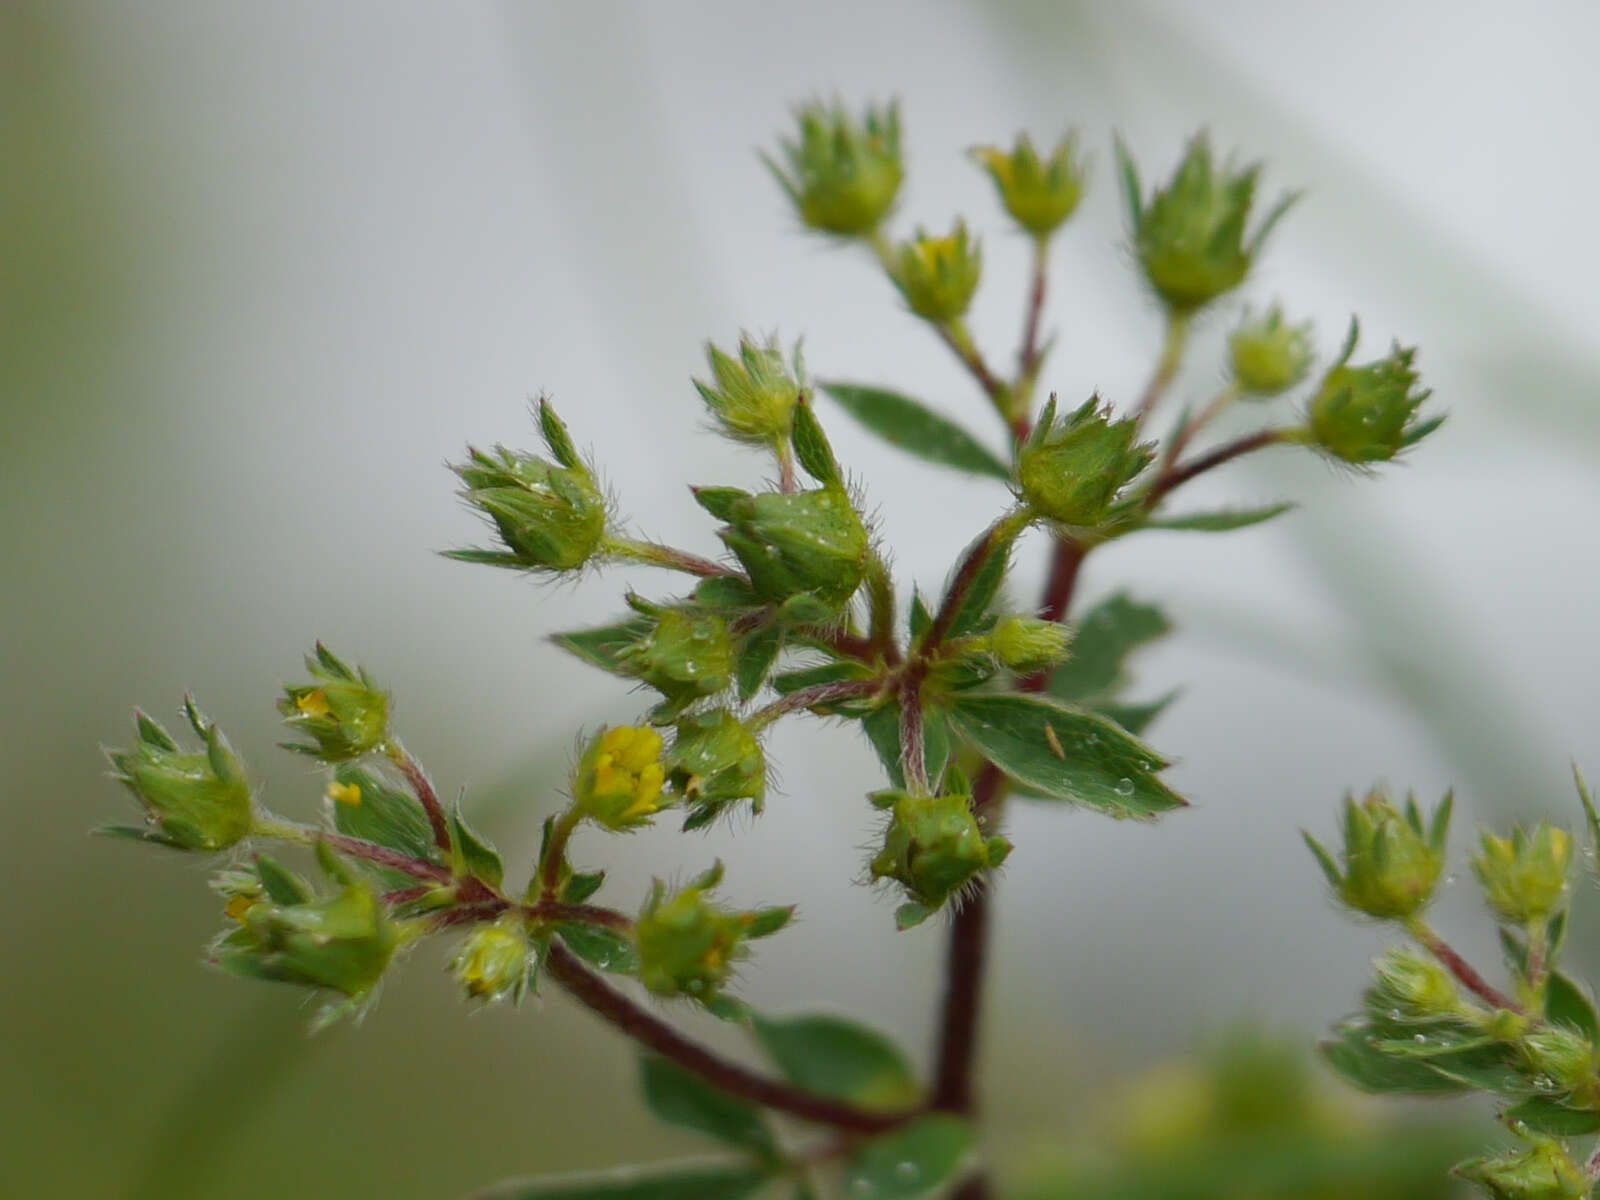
<box><xmin>539</xmin><ymin>807</ymin><xmax>582</xmax><ymax>898</ymax></box>
<box><xmin>1014</xmin><ymin>232</ymin><xmax>1051</xmax><ymax>410</ymax></box>
<box><xmin>602</xmin><ymin>536</ymin><xmax>738</xmax><ymax>579</ymax></box>
<box><xmin>1133</xmin><ymin>311</ymin><xmax>1189</xmax><ymax>423</ymax></box>
<box><xmin>383</xmin><ymin>738</ymin><xmax>451</xmax><ymax>851</ymax></box>
<box><xmin>746</xmin><ymin>677</ymin><xmax>885</xmax><ymax>733</ymax></box>
<box><xmin>864</xmin><ymin>549</ymin><xmax>899</xmax><ymax>663</ymax></box>
<box><xmin>1405</xmin><ymin>917</ymin><xmax>1520</xmax><ymax>1012</ymax></box>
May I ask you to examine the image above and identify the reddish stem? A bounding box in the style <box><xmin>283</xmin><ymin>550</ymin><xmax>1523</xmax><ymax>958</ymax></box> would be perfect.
<box><xmin>1414</xmin><ymin>926</ymin><xmax>1519</xmax><ymax>1013</ymax></box>
<box><xmin>1145</xmin><ymin>429</ymin><xmax>1285</xmax><ymax>509</ymax></box>
<box><xmin>389</xmin><ymin>745</ymin><xmax>452</xmax><ymax>852</ymax></box>
<box><xmin>318</xmin><ymin>831</ymin><xmax>451</xmax><ymax>883</ymax></box>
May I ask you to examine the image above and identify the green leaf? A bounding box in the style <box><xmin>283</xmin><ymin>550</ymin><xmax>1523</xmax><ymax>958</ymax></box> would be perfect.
<box><xmin>558</xmin><ymin>923</ymin><xmax>637</xmax><ymax>974</ymax></box>
<box><xmin>771</xmin><ymin>661</ymin><xmax>873</xmax><ymax>696</ymax></box>
<box><xmin>1142</xmin><ymin>503</ymin><xmax>1294</xmax><ymax>533</ymax></box>
<box><xmin>472</xmin><ymin>1163</ymin><xmax>772</xmax><ymax>1200</ymax></box>
<box><xmin>331</xmin><ymin>765</ymin><xmax>437</xmax><ymax>879</ymax></box>
<box><xmin>1048</xmin><ymin>592</ymin><xmax>1170</xmax><ymax>703</ymax></box>
<box><xmin>1088</xmin><ymin>691</ymin><xmax>1178</xmax><ymax>737</ymax></box>
<box><xmin>894</xmin><ymin>902</ymin><xmax>932</xmax><ymax>931</ymax></box>
<box><xmin>735</xmin><ymin>626</ymin><xmax>782</xmax><ymax>702</ymax></box>
<box><xmin>1548</xmin><ymin>972</ymin><xmax>1600</xmax><ymax>1041</ymax></box>
<box><xmin>552</xmin><ymin>617</ymin><xmax>654</xmax><ymax>674</ymax></box>
<box><xmin>691</xmin><ymin>487</ymin><xmax>751</xmax><ymax>523</ymax></box>
<box><xmin>819</xmin><ymin>382</ymin><xmax>1012</xmax><ymax>481</ymax></box>
<box><xmin>253</xmin><ymin>853</ymin><xmax>313</xmax><ymax>905</ymax></box>
<box><xmin>948</xmin><ymin>693</ymin><xmax>1183</xmax><ymax>819</ymax></box>
<box><xmin>842</xmin><ymin>1114</ymin><xmax>974</xmax><ymax>1200</ymax></box>
<box><xmin>790</xmin><ymin>398</ymin><xmax>840</xmax><ymax>484</ymax></box>
<box><xmin>751</xmin><ymin>1012</ymin><xmax>919</xmax><ymax>1109</ymax></box>
<box><xmin>1318</xmin><ymin>1026</ymin><xmax>1473</xmax><ymax>1095</ymax></box>
<box><xmin>560</xmin><ymin>870</ymin><xmax>606</xmax><ymax>905</ymax></box>
<box><xmin>1502</xmin><ymin>1096</ymin><xmax>1600</xmax><ymax>1136</ymax></box>
<box><xmin>941</xmin><ymin>530</ymin><xmax>1011</xmax><ymax>640</ymax></box>
<box><xmin>450</xmin><ymin>801</ymin><xmax>503</xmax><ymax>888</ymax></box>
<box><xmin>695</xmin><ymin>576</ymin><xmax>761</xmax><ymax>610</ymax></box>
<box><xmin>638</xmin><ymin>1056</ymin><xmax>775</xmax><ymax>1160</ymax></box>
<box><xmin>861</xmin><ymin>704</ymin><xmax>950</xmax><ymax>791</ymax></box>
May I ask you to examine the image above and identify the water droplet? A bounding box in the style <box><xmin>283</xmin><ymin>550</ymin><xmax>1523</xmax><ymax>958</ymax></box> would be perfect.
<box><xmin>1413</xmin><ymin>1033</ymin><xmax>1428</xmax><ymax>1044</ymax></box>
<box><xmin>596</xmin><ymin>954</ymin><xmax>611</xmax><ymax>968</ymax></box>
<box><xmin>684</xmin><ymin>659</ymin><xmax>698</xmax><ymax>674</ymax></box>
<box><xmin>1115</xmin><ymin>777</ymin><xmax>1135</xmax><ymax>797</ymax></box>
<box><xmin>1084</xmin><ymin>732</ymin><xmax>1100</xmax><ymax>746</ymax></box>
<box><xmin>1444</xmin><ymin>874</ymin><xmax>1457</xmax><ymax>886</ymax></box>
<box><xmin>850</xmin><ymin>1178</ymin><xmax>874</xmax><ymax>1198</ymax></box>
<box><xmin>1389</xmin><ymin>1008</ymin><xmax>1403</xmax><ymax>1021</ymax></box>
<box><xmin>894</xmin><ymin>1162</ymin><xmax>920</xmax><ymax>1183</ymax></box>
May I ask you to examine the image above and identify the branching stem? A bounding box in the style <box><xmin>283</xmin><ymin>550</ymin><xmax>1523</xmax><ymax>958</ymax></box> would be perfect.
<box><xmin>252</xmin><ymin>816</ymin><xmax>451</xmax><ymax>884</ymax></box>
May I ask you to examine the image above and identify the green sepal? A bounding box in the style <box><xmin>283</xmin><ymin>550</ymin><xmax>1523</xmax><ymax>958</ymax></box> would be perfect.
<box><xmin>1503</xmin><ymin>1096</ymin><xmax>1600</xmax><ymax>1137</ymax></box>
<box><xmin>790</xmin><ymin>397</ymin><xmax>839</xmax><ymax>485</ymax></box>
<box><xmin>1142</xmin><ymin>503</ymin><xmax>1294</xmax><ymax>533</ymax></box>
<box><xmin>691</xmin><ymin>487</ymin><xmax>752</xmax><ymax>523</ymax></box>
<box><xmin>450</xmin><ymin>800</ymin><xmax>504</xmax><ymax>888</ymax></box>
<box><xmin>537</xmin><ymin>397</ymin><xmax>582</xmax><ymax>470</ymax></box>
<box><xmin>557</xmin><ymin>923</ymin><xmax>637</xmax><ymax>975</ymax></box>
<box><xmin>638</xmin><ymin>1055</ymin><xmax>777</xmax><ymax>1160</ymax></box>
<box><xmin>254</xmin><ymin>853</ymin><xmax>314</xmax><ymax>905</ymax></box>
<box><xmin>895</xmin><ymin>902</ymin><xmax>932</xmax><ymax>930</ymax></box>
<box><xmin>948</xmin><ymin>692</ymin><xmax>1183</xmax><ymax>819</ymax></box>
<box><xmin>91</xmin><ymin>824</ymin><xmax>188</xmax><ymax>850</ymax></box>
<box><xmin>751</xmin><ymin>1011</ymin><xmax>919</xmax><ymax>1108</ymax></box>
<box><xmin>819</xmin><ymin>381</ymin><xmax>1012</xmax><ymax>481</ymax></box>
<box><xmin>734</xmin><ymin>625</ymin><xmax>782</xmax><ymax>702</ymax></box>
<box><xmin>561</xmin><ymin>870</ymin><xmax>606</xmax><ymax>905</ymax></box>
<box><xmin>694</xmin><ymin>576</ymin><xmax>762</xmax><ymax>610</ymax></box>
<box><xmin>908</xmin><ymin>590</ymin><xmax>932</xmax><ymax>639</ymax></box>
<box><xmin>842</xmin><ymin>1114</ymin><xmax>974</xmax><ymax>1200</ymax></box>
<box><xmin>330</xmin><ymin>765</ymin><xmax>438</xmax><ymax>883</ymax></box>
<box><xmin>552</xmin><ymin>616</ymin><xmax>655</xmax><ymax>675</ymax></box>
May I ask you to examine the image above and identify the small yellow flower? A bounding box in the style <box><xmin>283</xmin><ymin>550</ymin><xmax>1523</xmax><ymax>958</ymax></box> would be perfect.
<box><xmin>295</xmin><ymin>688</ymin><xmax>331</xmax><ymax>718</ymax></box>
<box><xmin>225</xmin><ymin>894</ymin><xmax>255</xmax><ymax>922</ymax></box>
<box><xmin>576</xmin><ymin>725</ymin><xmax>668</xmax><ymax>830</ymax></box>
<box><xmin>326</xmin><ymin>780</ymin><xmax>362</xmax><ymax>806</ymax></box>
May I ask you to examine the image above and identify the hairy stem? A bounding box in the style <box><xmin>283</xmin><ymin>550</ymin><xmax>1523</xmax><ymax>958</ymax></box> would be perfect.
<box><xmin>252</xmin><ymin>817</ymin><xmax>451</xmax><ymax>884</ymax></box>
<box><xmin>602</xmin><ymin>536</ymin><xmax>739</xmax><ymax>579</ymax></box>
<box><xmin>384</xmin><ymin>739</ymin><xmax>451</xmax><ymax>851</ymax></box>
<box><xmin>540</xmin><ymin>807</ymin><xmax>582</xmax><ymax>897</ymax></box>
<box><xmin>1133</xmin><ymin>311</ymin><xmax>1189</xmax><ymax>423</ymax></box>
<box><xmin>1144</xmin><ymin>428</ymin><xmax>1287</xmax><ymax>510</ymax></box>
<box><xmin>746</xmin><ymin>677</ymin><xmax>884</xmax><ymax>732</ymax></box>
<box><xmin>1016</xmin><ymin>233</ymin><xmax>1050</xmax><ymax>401</ymax></box>
<box><xmin>544</xmin><ymin>940</ymin><xmax>916</xmax><ymax>1133</ymax></box>
<box><xmin>1407</xmin><ymin>918</ymin><xmax>1520</xmax><ymax>1013</ymax></box>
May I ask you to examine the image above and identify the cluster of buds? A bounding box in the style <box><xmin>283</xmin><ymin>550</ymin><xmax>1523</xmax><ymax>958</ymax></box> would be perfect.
<box><xmin>888</xmin><ymin>221</ymin><xmax>983</xmax><ymax>323</ymax></box>
<box><xmin>211</xmin><ymin>845</ymin><xmax>397</xmax><ymax>1022</ymax></box>
<box><xmin>870</xmin><ymin>783</ymin><xmax>1012</xmax><ymax>928</ymax></box>
<box><xmin>1228</xmin><ymin>305</ymin><xmax>1315</xmax><ymax>397</ymax></box>
<box><xmin>615</xmin><ymin>598</ymin><xmax>736</xmax><ymax>721</ymax></box>
<box><xmin>634</xmin><ymin>861</ymin><xmax>791</xmax><ymax>1001</ymax></box>
<box><xmin>666</xmin><ymin>708</ymin><xmax>767</xmax><ymax>831</ymax></box>
<box><xmin>1472</xmin><ymin>822</ymin><xmax>1573</xmax><ymax>927</ymax></box>
<box><xmin>1303</xmin><ymin>321</ymin><xmax>1442</xmax><ymax>464</ymax></box>
<box><xmin>694</xmin><ymin>334</ymin><xmax>803</xmax><ymax>447</ymax></box>
<box><xmin>1117</xmin><ymin>132</ymin><xmax>1297</xmax><ymax>313</ymax></box>
<box><xmin>969</xmin><ymin>131</ymin><xmax>1086</xmax><ymax>236</ymax></box>
<box><xmin>448</xmin><ymin>400</ymin><xmax>609</xmax><ymax>573</ymax></box>
<box><xmin>765</xmin><ymin>99</ymin><xmax>903</xmax><ymax>237</ymax></box>
<box><xmin>105</xmin><ymin>698</ymin><xmax>254</xmax><ymax>851</ymax></box>
<box><xmin>1017</xmin><ymin>395</ymin><xmax>1154</xmax><ymax>529</ymax></box>
<box><xmin>278</xmin><ymin>643</ymin><xmax>389</xmax><ymax>761</ymax></box>
<box><xmin>572</xmin><ymin>725</ymin><xmax>669</xmax><ymax>832</ymax></box>
<box><xmin>1304</xmin><ymin>788</ymin><xmax>1452</xmax><ymax>920</ymax></box>
<box><xmin>711</xmin><ymin>484</ymin><xmax>869</xmax><ymax>612</ymax></box>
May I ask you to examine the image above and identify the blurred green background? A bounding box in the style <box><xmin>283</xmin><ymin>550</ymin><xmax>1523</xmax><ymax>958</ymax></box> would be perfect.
<box><xmin>5</xmin><ymin>2</ymin><xmax>1599</xmax><ymax>1196</ymax></box>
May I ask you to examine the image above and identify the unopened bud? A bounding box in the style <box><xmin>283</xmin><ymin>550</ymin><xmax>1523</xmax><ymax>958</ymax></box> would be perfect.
<box><xmin>573</xmin><ymin>725</ymin><xmax>668</xmax><ymax>832</ymax></box>
<box><xmin>765</xmin><ymin>100</ymin><xmax>903</xmax><ymax>237</ymax></box>
<box><xmin>452</xmin><ymin>919</ymin><xmax>530</xmax><ymax>1004</ymax></box>
<box><xmin>1017</xmin><ymin>395</ymin><xmax>1153</xmax><ymax>528</ymax></box>
<box><xmin>635</xmin><ymin>861</ymin><xmax>790</xmax><ymax>1001</ymax></box>
<box><xmin>1305</xmin><ymin>789</ymin><xmax>1451</xmax><ymax>920</ymax></box>
<box><xmin>617</xmin><ymin>605</ymin><xmax>735</xmax><ymax>721</ymax></box>
<box><xmin>1305</xmin><ymin>320</ymin><xmax>1443</xmax><ymax>464</ymax></box>
<box><xmin>1229</xmin><ymin>305</ymin><xmax>1314</xmax><ymax>396</ymax></box>
<box><xmin>888</xmin><ymin>221</ymin><xmax>982</xmax><ymax>323</ymax></box>
<box><xmin>990</xmin><ymin>615</ymin><xmax>1073</xmax><ymax>674</ymax></box>
<box><xmin>277</xmin><ymin>643</ymin><xmax>389</xmax><ymax>762</ymax></box>
<box><xmin>667</xmin><ymin>709</ymin><xmax>767</xmax><ymax>831</ymax></box>
<box><xmin>694</xmin><ymin>334</ymin><xmax>802</xmax><ymax>445</ymax></box>
<box><xmin>105</xmin><ymin>698</ymin><xmax>253</xmax><ymax>851</ymax></box>
<box><xmin>1455</xmin><ymin>1135</ymin><xmax>1589</xmax><ymax>1200</ymax></box>
<box><xmin>1473</xmin><ymin>822</ymin><xmax>1573</xmax><ymax>926</ymax></box>
<box><xmin>718</xmin><ymin>485</ymin><xmax>869</xmax><ymax>611</ymax></box>
<box><xmin>969</xmin><ymin>132</ymin><xmax>1086</xmax><ymax>236</ymax></box>
<box><xmin>870</xmin><ymin>787</ymin><xmax>1011</xmax><ymax>924</ymax></box>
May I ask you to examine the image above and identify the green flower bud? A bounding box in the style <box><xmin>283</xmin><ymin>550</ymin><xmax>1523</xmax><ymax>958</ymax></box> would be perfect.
<box><xmin>1305</xmin><ymin>320</ymin><xmax>1443</xmax><ymax>464</ymax></box>
<box><xmin>277</xmin><ymin>643</ymin><xmax>389</xmax><ymax>762</ymax></box>
<box><xmin>694</xmin><ymin>334</ymin><xmax>802</xmax><ymax>446</ymax></box>
<box><xmin>667</xmin><ymin>709</ymin><xmax>767</xmax><ymax>830</ymax></box>
<box><xmin>451</xmin><ymin>918</ymin><xmax>530</xmax><ymax>1004</ymax></box>
<box><xmin>617</xmin><ymin>605</ymin><xmax>735</xmax><ymax>720</ymax></box>
<box><xmin>1472</xmin><ymin>822</ymin><xmax>1573</xmax><ymax>926</ymax></box>
<box><xmin>106</xmin><ymin>698</ymin><xmax>253</xmax><ymax>851</ymax></box>
<box><xmin>572</xmin><ymin>725</ymin><xmax>669</xmax><ymax>832</ymax></box>
<box><xmin>213</xmin><ymin>856</ymin><xmax>397</xmax><ymax>1007</ymax></box>
<box><xmin>969</xmin><ymin>132</ymin><xmax>1086</xmax><ymax>236</ymax></box>
<box><xmin>1523</xmin><ymin>1026</ymin><xmax>1596</xmax><ymax>1095</ymax></box>
<box><xmin>1017</xmin><ymin>395</ymin><xmax>1154</xmax><ymax>528</ymax></box>
<box><xmin>1456</xmin><ymin>1135</ymin><xmax>1589</xmax><ymax>1200</ymax></box>
<box><xmin>888</xmin><ymin>221</ymin><xmax>982</xmax><ymax>322</ymax></box>
<box><xmin>989</xmin><ymin>615</ymin><xmax>1073</xmax><ymax>674</ymax></box>
<box><xmin>448</xmin><ymin>401</ymin><xmax>607</xmax><ymax>572</ymax></box>
<box><xmin>1304</xmin><ymin>789</ymin><xmax>1452</xmax><ymax>920</ymax></box>
<box><xmin>1228</xmin><ymin>305</ymin><xmax>1314</xmax><ymax>397</ymax></box>
<box><xmin>765</xmin><ymin>99</ymin><xmax>903</xmax><ymax>237</ymax></box>
<box><xmin>1117</xmin><ymin>132</ymin><xmax>1297</xmax><ymax>313</ymax></box>
<box><xmin>718</xmin><ymin>485</ymin><xmax>869</xmax><ymax>610</ymax></box>
<box><xmin>870</xmin><ymin>787</ymin><xmax>1012</xmax><ymax>916</ymax></box>
<box><xmin>1370</xmin><ymin>945</ymin><xmax>1461</xmax><ymax>1021</ymax></box>
<box><xmin>635</xmin><ymin>861</ymin><xmax>791</xmax><ymax>1001</ymax></box>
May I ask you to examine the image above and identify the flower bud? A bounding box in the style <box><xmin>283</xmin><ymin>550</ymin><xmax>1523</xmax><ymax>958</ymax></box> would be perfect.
<box><xmin>718</xmin><ymin>485</ymin><xmax>869</xmax><ymax>610</ymax></box>
<box><xmin>451</xmin><ymin>919</ymin><xmax>530</xmax><ymax>1004</ymax></box>
<box><xmin>969</xmin><ymin>132</ymin><xmax>1086</xmax><ymax>236</ymax></box>
<box><xmin>1228</xmin><ymin>305</ymin><xmax>1314</xmax><ymax>397</ymax></box>
<box><xmin>448</xmin><ymin>401</ymin><xmax>607</xmax><ymax>572</ymax></box>
<box><xmin>870</xmin><ymin>788</ymin><xmax>1012</xmax><ymax>917</ymax></box>
<box><xmin>635</xmin><ymin>861</ymin><xmax>791</xmax><ymax>1001</ymax></box>
<box><xmin>617</xmin><ymin>606</ymin><xmax>735</xmax><ymax>720</ymax></box>
<box><xmin>694</xmin><ymin>334</ymin><xmax>802</xmax><ymax>445</ymax></box>
<box><xmin>1455</xmin><ymin>1135</ymin><xmax>1589</xmax><ymax>1200</ymax></box>
<box><xmin>1472</xmin><ymin>822</ymin><xmax>1573</xmax><ymax>926</ymax></box>
<box><xmin>989</xmin><ymin>615</ymin><xmax>1073</xmax><ymax>674</ymax></box>
<box><xmin>1305</xmin><ymin>320</ymin><xmax>1443</xmax><ymax>464</ymax></box>
<box><xmin>1117</xmin><ymin>132</ymin><xmax>1297</xmax><ymax>313</ymax></box>
<box><xmin>213</xmin><ymin>864</ymin><xmax>397</xmax><ymax>1007</ymax></box>
<box><xmin>1304</xmin><ymin>789</ymin><xmax>1451</xmax><ymax>920</ymax></box>
<box><xmin>1370</xmin><ymin>945</ymin><xmax>1461</xmax><ymax>1021</ymax></box>
<box><xmin>1017</xmin><ymin>395</ymin><xmax>1154</xmax><ymax>528</ymax></box>
<box><xmin>765</xmin><ymin>99</ymin><xmax>903</xmax><ymax>237</ymax></box>
<box><xmin>572</xmin><ymin>725</ymin><xmax>668</xmax><ymax>832</ymax></box>
<box><xmin>667</xmin><ymin>709</ymin><xmax>767</xmax><ymax>830</ymax></box>
<box><xmin>888</xmin><ymin>221</ymin><xmax>982</xmax><ymax>323</ymax></box>
<box><xmin>106</xmin><ymin>698</ymin><xmax>253</xmax><ymax>851</ymax></box>
<box><xmin>278</xmin><ymin>643</ymin><xmax>389</xmax><ymax>762</ymax></box>
<box><xmin>1523</xmin><ymin>1026</ymin><xmax>1596</xmax><ymax>1095</ymax></box>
